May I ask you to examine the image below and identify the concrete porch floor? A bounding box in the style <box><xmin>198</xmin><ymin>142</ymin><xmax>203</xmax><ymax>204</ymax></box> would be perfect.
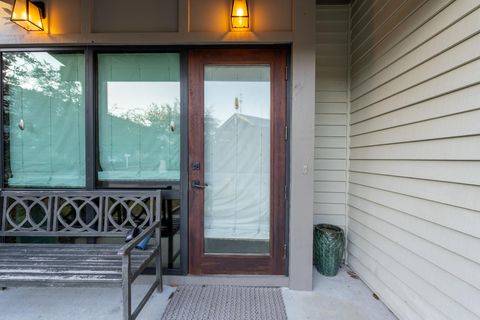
<box><xmin>283</xmin><ymin>267</ymin><xmax>397</xmax><ymax>320</ymax></box>
<box><xmin>0</xmin><ymin>267</ymin><xmax>396</xmax><ymax>320</ymax></box>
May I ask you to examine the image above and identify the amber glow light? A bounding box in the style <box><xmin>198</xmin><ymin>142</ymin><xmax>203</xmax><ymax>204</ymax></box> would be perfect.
<box><xmin>10</xmin><ymin>0</ymin><xmax>45</xmax><ymax>31</ymax></box>
<box><xmin>231</xmin><ymin>0</ymin><xmax>249</xmax><ymax>30</ymax></box>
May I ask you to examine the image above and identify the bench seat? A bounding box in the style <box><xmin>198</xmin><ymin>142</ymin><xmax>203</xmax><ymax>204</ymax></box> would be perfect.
<box><xmin>0</xmin><ymin>243</ymin><xmax>155</xmax><ymax>287</ymax></box>
<box><xmin>0</xmin><ymin>190</ymin><xmax>163</xmax><ymax>320</ymax></box>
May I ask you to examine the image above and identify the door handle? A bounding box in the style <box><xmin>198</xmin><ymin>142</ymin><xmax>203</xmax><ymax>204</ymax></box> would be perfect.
<box><xmin>192</xmin><ymin>180</ymin><xmax>208</xmax><ymax>189</ymax></box>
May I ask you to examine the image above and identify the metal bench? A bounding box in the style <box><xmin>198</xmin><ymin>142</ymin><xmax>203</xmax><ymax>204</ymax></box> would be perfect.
<box><xmin>0</xmin><ymin>190</ymin><xmax>163</xmax><ymax>320</ymax></box>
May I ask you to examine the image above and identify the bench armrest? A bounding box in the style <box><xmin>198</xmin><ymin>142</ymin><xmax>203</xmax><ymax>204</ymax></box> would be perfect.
<box><xmin>117</xmin><ymin>221</ymin><xmax>161</xmax><ymax>256</ymax></box>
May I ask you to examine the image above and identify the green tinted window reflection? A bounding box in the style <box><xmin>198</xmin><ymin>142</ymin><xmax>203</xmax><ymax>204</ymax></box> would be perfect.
<box><xmin>2</xmin><ymin>52</ymin><xmax>86</xmax><ymax>188</ymax></box>
<box><xmin>97</xmin><ymin>53</ymin><xmax>180</xmax><ymax>181</ymax></box>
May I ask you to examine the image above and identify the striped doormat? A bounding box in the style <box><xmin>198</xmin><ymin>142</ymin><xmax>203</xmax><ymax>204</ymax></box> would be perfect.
<box><xmin>161</xmin><ymin>285</ymin><xmax>288</xmax><ymax>320</ymax></box>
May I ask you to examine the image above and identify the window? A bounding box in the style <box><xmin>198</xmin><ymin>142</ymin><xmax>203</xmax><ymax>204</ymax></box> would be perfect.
<box><xmin>0</xmin><ymin>49</ymin><xmax>185</xmax><ymax>274</ymax></box>
<box><xmin>97</xmin><ymin>53</ymin><xmax>181</xmax><ymax>182</ymax></box>
<box><xmin>2</xmin><ymin>52</ymin><xmax>86</xmax><ymax>188</ymax></box>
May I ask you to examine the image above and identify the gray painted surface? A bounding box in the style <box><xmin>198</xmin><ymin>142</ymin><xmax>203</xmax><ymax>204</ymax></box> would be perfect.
<box><xmin>289</xmin><ymin>0</ymin><xmax>316</xmax><ymax>291</ymax></box>
<box><xmin>347</xmin><ymin>0</ymin><xmax>480</xmax><ymax>319</ymax></box>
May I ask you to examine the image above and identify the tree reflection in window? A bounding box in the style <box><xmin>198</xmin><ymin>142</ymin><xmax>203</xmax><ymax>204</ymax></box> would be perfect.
<box><xmin>97</xmin><ymin>53</ymin><xmax>181</xmax><ymax>182</ymax></box>
<box><xmin>2</xmin><ymin>52</ymin><xmax>85</xmax><ymax>188</ymax></box>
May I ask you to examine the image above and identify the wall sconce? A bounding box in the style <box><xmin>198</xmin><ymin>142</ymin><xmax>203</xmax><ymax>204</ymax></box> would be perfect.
<box><xmin>10</xmin><ymin>0</ymin><xmax>46</xmax><ymax>31</ymax></box>
<box><xmin>231</xmin><ymin>0</ymin><xmax>249</xmax><ymax>31</ymax></box>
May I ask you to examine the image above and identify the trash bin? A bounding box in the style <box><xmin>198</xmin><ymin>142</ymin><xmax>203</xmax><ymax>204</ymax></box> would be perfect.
<box><xmin>313</xmin><ymin>224</ymin><xmax>345</xmax><ymax>276</ymax></box>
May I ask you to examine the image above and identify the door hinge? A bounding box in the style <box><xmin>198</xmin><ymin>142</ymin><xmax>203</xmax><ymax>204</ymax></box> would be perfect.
<box><xmin>283</xmin><ymin>243</ymin><xmax>287</xmax><ymax>259</ymax></box>
<box><xmin>285</xmin><ymin>66</ymin><xmax>288</xmax><ymax>81</ymax></box>
<box><xmin>285</xmin><ymin>126</ymin><xmax>288</xmax><ymax>141</ymax></box>
<box><xmin>284</xmin><ymin>185</ymin><xmax>288</xmax><ymax>200</ymax></box>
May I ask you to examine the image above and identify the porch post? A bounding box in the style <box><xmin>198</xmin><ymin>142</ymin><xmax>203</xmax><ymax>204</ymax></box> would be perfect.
<box><xmin>289</xmin><ymin>0</ymin><xmax>316</xmax><ymax>290</ymax></box>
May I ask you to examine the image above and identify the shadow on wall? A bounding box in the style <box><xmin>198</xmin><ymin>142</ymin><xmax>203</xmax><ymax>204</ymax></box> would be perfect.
<box><xmin>350</xmin><ymin>1</ymin><xmax>386</xmax><ymax>74</ymax></box>
<box><xmin>0</xmin><ymin>0</ymin><xmax>20</xmax><ymax>35</ymax></box>
<box><xmin>1</xmin><ymin>0</ymin><xmax>12</xmax><ymax>22</ymax></box>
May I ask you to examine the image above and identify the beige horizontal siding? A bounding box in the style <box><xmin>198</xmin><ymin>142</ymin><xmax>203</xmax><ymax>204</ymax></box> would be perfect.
<box><xmin>348</xmin><ymin>1</ymin><xmax>480</xmax><ymax>319</ymax></box>
<box><xmin>314</xmin><ymin>5</ymin><xmax>349</xmax><ymax>229</ymax></box>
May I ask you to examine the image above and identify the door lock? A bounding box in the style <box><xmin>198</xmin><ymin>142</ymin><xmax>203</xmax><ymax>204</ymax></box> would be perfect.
<box><xmin>192</xmin><ymin>162</ymin><xmax>201</xmax><ymax>170</ymax></box>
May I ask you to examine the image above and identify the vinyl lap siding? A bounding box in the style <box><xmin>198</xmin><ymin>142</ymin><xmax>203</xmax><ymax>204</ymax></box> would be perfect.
<box><xmin>314</xmin><ymin>5</ymin><xmax>349</xmax><ymax>229</ymax></box>
<box><xmin>348</xmin><ymin>1</ymin><xmax>480</xmax><ymax>319</ymax></box>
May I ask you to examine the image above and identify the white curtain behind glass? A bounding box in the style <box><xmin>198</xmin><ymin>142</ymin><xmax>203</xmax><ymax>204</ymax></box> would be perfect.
<box><xmin>97</xmin><ymin>53</ymin><xmax>180</xmax><ymax>181</ymax></box>
<box><xmin>204</xmin><ymin>65</ymin><xmax>270</xmax><ymax>240</ymax></box>
<box><xmin>4</xmin><ymin>53</ymin><xmax>85</xmax><ymax>187</ymax></box>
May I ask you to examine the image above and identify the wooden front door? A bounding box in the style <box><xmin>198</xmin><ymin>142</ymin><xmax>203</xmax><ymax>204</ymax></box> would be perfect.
<box><xmin>188</xmin><ymin>48</ymin><xmax>287</xmax><ymax>275</ymax></box>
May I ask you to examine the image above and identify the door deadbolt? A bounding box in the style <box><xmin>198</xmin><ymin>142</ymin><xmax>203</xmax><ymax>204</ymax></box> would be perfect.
<box><xmin>192</xmin><ymin>162</ymin><xmax>200</xmax><ymax>170</ymax></box>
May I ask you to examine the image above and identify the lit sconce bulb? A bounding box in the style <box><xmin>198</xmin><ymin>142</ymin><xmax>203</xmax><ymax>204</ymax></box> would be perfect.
<box><xmin>231</xmin><ymin>0</ymin><xmax>249</xmax><ymax>30</ymax></box>
<box><xmin>21</xmin><ymin>11</ymin><xmax>27</xmax><ymax>19</ymax></box>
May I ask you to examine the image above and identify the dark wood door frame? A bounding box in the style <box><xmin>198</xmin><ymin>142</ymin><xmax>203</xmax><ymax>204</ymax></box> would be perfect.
<box><xmin>188</xmin><ymin>48</ymin><xmax>287</xmax><ymax>275</ymax></box>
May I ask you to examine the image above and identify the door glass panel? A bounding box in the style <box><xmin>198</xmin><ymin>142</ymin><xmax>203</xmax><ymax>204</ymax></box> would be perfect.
<box><xmin>203</xmin><ymin>65</ymin><xmax>270</xmax><ymax>255</ymax></box>
<box><xmin>97</xmin><ymin>53</ymin><xmax>180</xmax><ymax>182</ymax></box>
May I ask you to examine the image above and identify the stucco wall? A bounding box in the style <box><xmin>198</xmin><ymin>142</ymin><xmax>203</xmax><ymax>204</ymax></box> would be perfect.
<box><xmin>347</xmin><ymin>0</ymin><xmax>480</xmax><ymax>319</ymax></box>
